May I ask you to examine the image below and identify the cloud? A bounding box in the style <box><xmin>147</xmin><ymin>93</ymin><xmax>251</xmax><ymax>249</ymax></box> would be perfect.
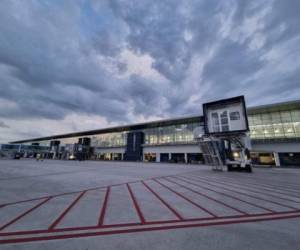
<box><xmin>0</xmin><ymin>121</ymin><xmax>9</xmax><ymax>128</ymax></box>
<box><xmin>0</xmin><ymin>0</ymin><xmax>299</xmax><ymax>142</ymax></box>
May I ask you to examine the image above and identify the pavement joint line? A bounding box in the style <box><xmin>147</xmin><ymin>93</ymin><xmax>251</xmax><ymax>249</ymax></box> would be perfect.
<box><xmin>0</xmin><ymin>197</ymin><xmax>53</xmax><ymax>231</ymax></box>
<box><xmin>227</xmin><ymin>173</ymin><xmax>300</xmax><ymax>186</ymax></box>
<box><xmin>1</xmin><ymin>209</ymin><xmax>299</xmax><ymax>237</ymax></box>
<box><xmin>0</xmin><ymin>170</ymin><xmax>201</xmax><ymax>208</ymax></box>
<box><xmin>98</xmin><ymin>186</ymin><xmax>110</xmax><ymax>226</ymax></box>
<box><xmin>2</xmin><ymin>166</ymin><xmax>300</xmax><ymax>245</ymax></box>
<box><xmin>141</xmin><ymin>180</ymin><xmax>183</xmax><ymax>220</ymax></box>
<box><xmin>189</xmin><ymin>175</ymin><xmax>300</xmax><ymax>204</ymax></box>
<box><xmin>185</xmin><ymin>175</ymin><xmax>300</xmax><ymax>210</ymax></box>
<box><xmin>206</xmin><ymin>176</ymin><xmax>300</xmax><ymax>198</ymax></box>
<box><xmin>153</xmin><ymin>179</ymin><xmax>217</xmax><ymax>218</ymax></box>
<box><xmin>0</xmin><ymin>169</ymin><xmax>113</xmax><ymax>181</ymax></box>
<box><xmin>163</xmin><ymin>177</ymin><xmax>249</xmax><ymax>215</ymax></box>
<box><xmin>189</xmin><ymin>174</ymin><xmax>300</xmax><ymax>196</ymax></box>
<box><xmin>181</xmin><ymin>175</ymin><xmax>299</xmax><ymax>211</ymax></box>
<box><xmin>174</xmin><ymin>176</ymin><xmax>276</xmax><ymax>213</ymax></box>
<box><xmin>48</xmin><ymin>191</ymin><xmax>87</xmax><ymax>230</ymax></box>
<box><xmin>208</xmin><ymin>174</ymin><xmax>300</xmax><ymax>190</ymax></box>
<box><xmin>126</xmin><ymin>183</ymin><xmax>146</xmax><ymax>224</ymax></box>
<box><xmin>1</xmin><ymin>210</ymin><xmax>300</xmax><ymax>245</ymax></box>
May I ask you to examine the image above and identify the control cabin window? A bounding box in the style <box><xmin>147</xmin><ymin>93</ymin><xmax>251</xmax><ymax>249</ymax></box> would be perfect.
<box><xmin>230</xmin><ymin>111</ymin><xmax>240</xmax><ymax>121</ymax></box>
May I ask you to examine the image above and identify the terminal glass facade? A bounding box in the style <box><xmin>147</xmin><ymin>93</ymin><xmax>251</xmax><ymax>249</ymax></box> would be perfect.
<box><xmin>248</xmin><ymin>110</ymin><xmax>300</xmax><ymax>139</ymax></box>
<box><xmin>91</xmin><ymin>132</ymin><xmax>127</xmax><ymax>147</ymax></box>
<box><xmin>0</xmin><ymin>144</ymin><xmax>49</xmax><ymax>151</ymax></box>
<box><xmin>143</xmin><ymin>122</ymin><xmax>201</xmax><ymax>145</ymax></box>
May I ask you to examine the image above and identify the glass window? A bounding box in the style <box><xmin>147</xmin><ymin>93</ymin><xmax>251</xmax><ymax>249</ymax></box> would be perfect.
<box><xmin>220</xmin><ymin>111</ymin><xmax>229</xmax><ymax>132</ymax></box>
<box><xmin>249</xmin><ymin>109</ymin><xmax>300</xmax><ymax>140</ymax></box>
<box><xmin>252</xmin><ymin>114</ymin><xmax>263</xmax><ymax>125</ymax></box>
<box><xmin>273</xmin><ymin>124</ymin><xmax>284</xmax><ymax>137</ymax></box>
<box><xmin>230</xmin><ymin>111</ymin><xmax>240</xmax><ymax>121</ymax></box>
<box><xmin>283</xmin><ymin>124</ymin><xmax>295</xmax><ymax>137</ymax></box>
<box><xmin>143</xmin><ymin>122</ymin><xmax>200</xmax><ymax>145</ymax></box>
<box><xmin>261</xmin><ymin>113</ymin><xmax>272</xmax><ymax>123</ymax></box>
<box><xmin>271</xmin><ymin>112</ymin><xmax>281</xmax><ymax>123</ymax></box>
<box><xmin>211</xmin><ymin>112</ymin><xmax>220</xmax><ymax>132</ymax></box>
<box><xmin>280</xmin><ymin>111</ymin><xmax>292</xmax><ymax>122</ymax></box>
<box><xmin>91</xmin><ymin>132</ymin><xmax>127</xmax><ymax>147</ymax></box>
<box><xmin>294</xmin><ymin>122</ymin><xmax>300</xmax><ymax>137</ymax></box>
<box><xmin>291</xmin><ymin>110</ymin><xmax>300</xmax><ymax>122</ymax></box>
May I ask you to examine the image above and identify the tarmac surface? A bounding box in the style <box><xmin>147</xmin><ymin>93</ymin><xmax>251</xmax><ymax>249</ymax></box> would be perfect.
<box><xmin>0</xmin><ymin>159</ymin><xmax>300</xmax><ymax>250</ymax></box>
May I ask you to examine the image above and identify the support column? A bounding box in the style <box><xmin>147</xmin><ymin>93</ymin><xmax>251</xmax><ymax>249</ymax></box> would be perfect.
<box><xmin>156</xmin><ymin>153</ymin><xmax>160</xmax><ymax>163</ymax></box>
<box><xmin>273</xmin><ymin>152</ymin><xmax>281</xmax><ymax>167</ymax></box>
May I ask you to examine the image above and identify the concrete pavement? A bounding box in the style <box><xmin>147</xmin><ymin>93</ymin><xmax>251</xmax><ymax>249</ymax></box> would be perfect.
<box><xmin>0</xmin><ymin>160</ymin><xmax>300</xmax><ymax>249</ymax></box>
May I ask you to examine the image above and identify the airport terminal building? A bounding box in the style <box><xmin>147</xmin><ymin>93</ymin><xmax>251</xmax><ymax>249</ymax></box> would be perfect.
<box><xmin>2</xmin><ymin>100</ymin><xmax>300</xmax><ymax>167</ymax></box>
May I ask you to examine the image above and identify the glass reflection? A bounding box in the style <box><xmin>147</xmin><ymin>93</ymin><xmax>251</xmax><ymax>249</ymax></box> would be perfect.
<box><xmin>144</xmin><ymin>122</ymin><xmax>201</xmax><ymax>145</ymax></box>
<box><xmin>249</xmin><ymin>110</ymin><xmax>300</xmax><ymax>139</ymax></box>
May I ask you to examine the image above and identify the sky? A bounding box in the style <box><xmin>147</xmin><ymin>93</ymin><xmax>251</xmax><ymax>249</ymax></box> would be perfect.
<box><xmin>0</xmin><ymin>0</ymin><xmax>300</xmax><ymax>143</ymax></box>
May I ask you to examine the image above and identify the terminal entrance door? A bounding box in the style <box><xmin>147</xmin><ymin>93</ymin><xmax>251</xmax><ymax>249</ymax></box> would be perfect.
<box><xmin>124</xmin><ymin>132</ymin><xmax>144</xmax><ymax>161</ymax></box>
<box><xmin>160</xmin><ymin>153</ymin><xmax>169</xmax><ymax>162</ymax></box>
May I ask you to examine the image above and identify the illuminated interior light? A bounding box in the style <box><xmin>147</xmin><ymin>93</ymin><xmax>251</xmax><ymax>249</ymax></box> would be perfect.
<box><xmin>233</xmin><ymin>152</ymin><xmax>239</xmax><ymax>158</ymax></box>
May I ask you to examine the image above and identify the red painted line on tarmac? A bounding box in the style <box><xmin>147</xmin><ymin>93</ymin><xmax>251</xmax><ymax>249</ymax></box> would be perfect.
<box><xmin>48</xmin><ymin>191</ymin><xmax>87</xmax><ymax>230</ymax></box>
<box><xmin>0</xmin><ymin>197</ymin><xmax>52</xmax><ymax>231</ymax></box>
<box><xmin>0</xmin><ymin>171</ymin><xmax>201</xmax><ymax>208</ymax></box>
<box><xmin>1</xmin><ymin>210</ymin><xmax>298</xmax><ymax>237</ymax></box>
<box><xmin>229</xmin><ymin>177</ymin><xmax>300</xmax><ymax>197</ymax></box>
<box><xmin>1</xmin><ymin>212</ymin><xmax>300</xmax><ymax>245</ymax></box>
<box><xmin>174</xmin><ymin>176</ymin><xmax>275</xmax><ymax>213</ymax></box>
<box><xmin>0</xmin><ymin>197</ymin><xmax>56</xmax><ymax>209</ymax></box>
<box><xmin>195</xmin><ymin>174</ymin><xmax>300</xmax><ymax>197</ymax></box>
<box><xmin>0</xmin><ymin>183</ymin><xmax>122</xmax><ymax>208</ymax></box>
<box><xmin>126</xmin><ymin>184</ymin><xmax>146</xmax><ymax>224</ymax></box>
<box><xmin>153</xmin><ymin>179</ymin><xmax>217</xmax><ymax>218</ymax></box>
<box><xmin>98</xmin><ymin>186</ymin><xmax>110</xmax><ymax>226</ymax></box>
<box><xmin>181</xmin><ymin>175</ymin><xmax>299</xmax><ymax>211</ymax></box>
<box><xmin>192</xmin><ymin>175</ymin><xmax>300</xmax><ymax>204</ymax></box>
<box><xmin>164</xmin><ymin>177</ymin><xmax>248</xmax><ymax>215</ymax></box>
<box><xmin>141</xmin><ymin>181</ymin><xmax>183</xmax><ymax>220</ymax></box>
<box><xmin>224</xmin><ymin>180</ymin><xmax>300</xmax><ymax>203</ymax></box>
<box><xmin>189</xmin><ymin>175</ymin><xmax>300</xmax><ymax>209</ymax></box>
<box><xmin>214</xmin><ymin>174</ymin><xmax>300</xmax><ymax>190</ymax></box>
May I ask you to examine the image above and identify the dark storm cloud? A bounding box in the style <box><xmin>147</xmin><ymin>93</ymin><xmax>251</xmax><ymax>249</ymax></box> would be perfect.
<box><xmin>124</xmin><ymin>74</ymin><xmax>165</xmax><ymax>116</ymax></box>
<box><xmin>202</xmin><ymin>40</ymin><xmax>264</xmax><ymax>96</ymax></box>
<box><xmin>0</xmin><ymin>1</ymin><xmax>129</xmax><ymax>122</ymax></box>
<box><xmin>0</xmin><ymin>0</ymin><xmax>300</xmax><ymax>141</ymax></box>
<box><xmin>0</xmin><ymin>121</ymin><xmax>9</xmax><ymax>128</ymax></box>
<box><xmin>109</xmin><ymin>0</ymin><xmax>192</xmax><ymax>82</ymax></box>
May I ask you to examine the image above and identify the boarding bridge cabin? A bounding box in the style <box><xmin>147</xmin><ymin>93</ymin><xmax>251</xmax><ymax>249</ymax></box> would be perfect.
<box><xmin>196</xmin><ymin>96</ymin><xmax>252</xmax><ymax>172</ymax></box>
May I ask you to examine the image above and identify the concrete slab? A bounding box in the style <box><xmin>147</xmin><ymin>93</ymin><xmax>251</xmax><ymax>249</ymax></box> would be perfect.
<box><xmin>104</xmin><ymin>184</ymin><xmax>140</xmax><ymax>225</ymax></box>
<box><xmin>4</xmin><ymin>194</ymin><xmax>78</xmax><ymax>232</ymax></box>
<box><xmin>57</xmin><ymin>189</ymin><xmax>106</xmax><ymax>228</ymax></box>
<box><xmin>128</xmin><ymin>182</ymin><xmax>177</xmax><ymax>221</ymax></box>
<box><xmin>0</xmin><ymin>159</ymin><xmax>300</xmax><ymax>249</ymax></box>
<box><xmin>144</xmin><ymin>180</ymin><xmax>213</xmax><ymax>219</ymax></box>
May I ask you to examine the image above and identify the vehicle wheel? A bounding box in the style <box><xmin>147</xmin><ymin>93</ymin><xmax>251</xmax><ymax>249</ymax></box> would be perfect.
<box><xmin>245</xmin><ymin>164</ymin><xmax>252</xmax><ymax>173</ymax></box>
<box><xmin>227</xmin><ymin>164</ymin><xmax>232</xmax><ymax>172</ymax></box>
